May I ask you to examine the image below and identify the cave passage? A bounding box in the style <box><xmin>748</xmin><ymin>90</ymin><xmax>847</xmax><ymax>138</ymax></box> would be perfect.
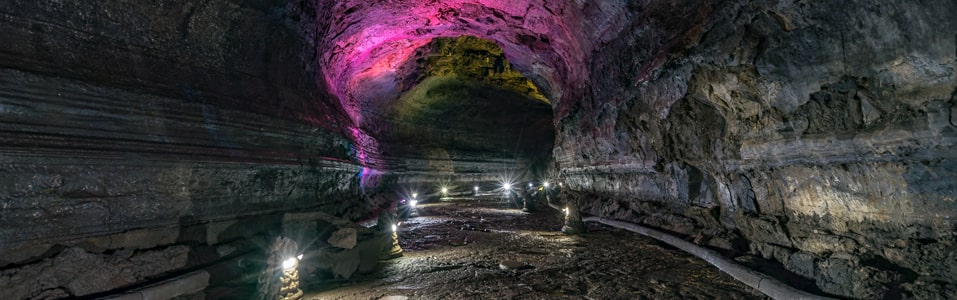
<box><xmin>1</xmin><ymin>0</ymin><xmax>955</xmax><ymax>299</ymax></box>
<box><xmin>368</xmin><ymin>36</ymin><xmax>555</xmax><ymax>174</ymax></box>
<box><xmin>301</xmin><ymin>194</ymin><xmax>764</xmax><ymax>299</ymax></box>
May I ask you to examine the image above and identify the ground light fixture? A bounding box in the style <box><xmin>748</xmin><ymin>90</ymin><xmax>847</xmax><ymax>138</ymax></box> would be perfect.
<box><xmin>543</xmin><ymin>181</ymin><xmax>550</xmax><ymax>188</ymax></box>
<box><xmin>282</xmin><ymin>258</ymin><xmax>296</xmax><ymax>270</ymax></box>
<box><xmin>385</xmin><ymin>223</ymin><xmax>403</xmax><ymax>259</ymax></box>
<box><xmin>410</xmin><ymin>199</ymin><xmax>418</xmax><ymax>208</ymax></box>
<box><xmin>282</xmin><ymin>254</ymin><xmax>303</xmax><ymax>271</ymax></box>
<box><xmin>441</xmin><ymin>187</ymin><xmax>448</xmax><ymax>195</ymax></box>
<box><xmin>474</xmin><ymin>186</ymin><xmax>479</xmax><ymax>192</ymax></box>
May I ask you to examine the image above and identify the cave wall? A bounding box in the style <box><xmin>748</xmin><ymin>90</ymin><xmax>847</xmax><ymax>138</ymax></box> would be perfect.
<box><xmin>1</xmin><ymin>0</ymin><xmax>955</xmax><ymax>298</ymax></box>
<box><xmin>556</xmin><ymin>1</ymin><xmax>957</xmax><ymax>298</ymax></box>
<box><xmin>309</xmin><ymin>0</ymin><xmax>588</xmax><ymax>175</ymax></box>
<box><xmin>307</xmin><ymin>2</ymin><xmax>567</xmax><ymax>190</ymax></box>
<box><xmin>367</xmin><ymin>37</ymin><xmax>555</xmax><ymax>176</ymax></box>
<box><xmin>0</xmin><ymin>1</ymin><xmax>365</xmax><ymax>297</ymax></box>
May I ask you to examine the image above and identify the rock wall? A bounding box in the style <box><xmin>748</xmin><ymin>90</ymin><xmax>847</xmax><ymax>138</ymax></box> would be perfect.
<box><xmin>556</xmin><ymin>1</ymin><xmax>957</xmax><ymax>298</ymax></box>
<box><xmin>2</xmin><ymin>0</ymin><xmax>955</xmax><ymax>298</ymax></box>
<box><xmin>300</xmin><ymin>0</ymin><xmax>957</xmax><ymax>296</ymax></box>
<box><xmin>0</xmin><ymin>0</ymin><xmax>365</xmax><ymax>297</ymax></box>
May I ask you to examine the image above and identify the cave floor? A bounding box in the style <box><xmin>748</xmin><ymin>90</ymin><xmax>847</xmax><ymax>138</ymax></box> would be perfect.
<box><xmin>301</xmin><ymin>196</ymin><xmax>766</xmax><ymax>300</ymax></box>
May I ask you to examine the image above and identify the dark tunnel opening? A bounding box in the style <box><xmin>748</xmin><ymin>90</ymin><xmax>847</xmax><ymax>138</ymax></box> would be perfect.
<box><xmin>1</xmin><ymin>0</ymin><xmax>956</xmax><ymax>299</ymax></box>
<box><xmin>367</xmin><ymin>36</ymin><xmax>555</xmax><ymax>170</ymax></box>
<box><xmin>366</xmin><ymin>36</ymin><xmax>556</xmax><ymax>202</ymax></box>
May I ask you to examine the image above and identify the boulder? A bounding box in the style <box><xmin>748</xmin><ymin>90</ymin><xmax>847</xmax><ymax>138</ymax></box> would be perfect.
<box><xmin>328</xmin><ymin>228</ymin><xmax>358</xmax><ymax>249</ymax></box>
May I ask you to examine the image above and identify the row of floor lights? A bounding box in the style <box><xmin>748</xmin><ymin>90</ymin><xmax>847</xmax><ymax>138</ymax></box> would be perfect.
<box><xmin>408</xmin><ymin>180</ymin><xmax>563</xmax><ymax>204</ymax></box>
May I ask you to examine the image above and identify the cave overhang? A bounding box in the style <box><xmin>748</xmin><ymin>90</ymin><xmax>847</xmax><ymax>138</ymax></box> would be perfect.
<box><xmin>314</xmin><ymin>0</ymin><xmax>588</xmax><ymax>127</ymax></box>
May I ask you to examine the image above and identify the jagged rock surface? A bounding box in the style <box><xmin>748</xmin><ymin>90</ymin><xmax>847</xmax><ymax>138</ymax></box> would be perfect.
<box><xmin>310</xmin><ymin>0</ymin><xmax>957</xmax><ymax>298</ymax></box>
<box><xmin>0</xmin><ymin>0</ymin><xmax>364</xmax><ymax>297</ymax></box>
<box><xmin>0</xmin><ymin>246</ymin><xmax>189</xmax><ymax>298</ymax></box>
<box><xmin>554</xmin><ymin>1</ymin><xmax>957</xmax><ymax>299</ymax></box>
<box><xmin>0</xmin><ymin>0</ymin><xmax>954</xmax><ymax>299</ymax></box>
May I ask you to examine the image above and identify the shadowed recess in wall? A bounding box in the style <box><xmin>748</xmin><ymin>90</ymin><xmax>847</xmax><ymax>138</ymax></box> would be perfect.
<box><xmin>357</xmin><ymin>36</ymin><xmax>555</xmax><ymax>173</ymax></box>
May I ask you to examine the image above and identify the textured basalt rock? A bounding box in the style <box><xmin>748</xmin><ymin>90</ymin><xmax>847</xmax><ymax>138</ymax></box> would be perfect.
<box><xmin>0</xmin><ymin>0</ymin><xmax>363</xmax><ymax>297</ymax></box>
<box><xmin>337</xmin><ymin>35</ymin><xmax>555</xmax><ymax>175</ymax></box>
<box><xmin>403</xmin><ymin>36</ymin><xmax>548</xmax><ymax>103</ymax></box>
<box><xmin>0</xmin><ymin>246</ymin><xmax>189</xmax><ymax>298</ymax></box>
<box><xmin>555</xmin><ymin>1</ymin><xmax>957</xmax><ymax>298</ymax></box>
<box><xmin>310</xmin><ymin>0</ymin><xmax>583</xmax><ymax>175</ymax></box>
<box><xmin>1</xmin><ymin>0</ymin><xmax>955</xmax><ymax>298</ymax></box>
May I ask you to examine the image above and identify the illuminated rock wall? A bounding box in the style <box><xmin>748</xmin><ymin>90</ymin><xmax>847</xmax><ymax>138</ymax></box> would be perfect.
<box><xmin>310</xmin><ymin>0</ymin><xmax>582</xmax><ymax>173</ymax></box>
<box><xmin>0</xmin><ymin>1</ymin><xmax>364</xmax><ymax>297</ymax></box>
<box><xmin>552</xmin><ymin>2</ymin><xmax>957</xmax><ymax>298</ymax></box>
<box><xmin>311</xmin><ymin>0</ymin><xmax>956</xmax><ymax>297</ymax></box>
<box><xmin>0</xmin><ymin>0</ymin><xmax>955</xmax><ymax>298</ymax></box>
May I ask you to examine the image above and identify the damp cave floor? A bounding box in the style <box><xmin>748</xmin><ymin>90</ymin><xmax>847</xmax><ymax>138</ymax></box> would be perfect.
<box><xmin>299</xmin><ymin>196</ymin><xmax>766</xmax><ymax>300</ymax></box>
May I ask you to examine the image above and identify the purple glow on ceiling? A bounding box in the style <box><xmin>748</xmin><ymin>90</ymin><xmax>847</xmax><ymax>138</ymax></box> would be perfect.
<box><xmin>316</xmin><ymin>0</ymin><xmax>593</xmax><ymax>127</ymax></box>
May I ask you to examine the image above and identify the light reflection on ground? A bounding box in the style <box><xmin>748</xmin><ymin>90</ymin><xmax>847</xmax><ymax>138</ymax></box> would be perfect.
<box><xmin>302</xmin><ymin>196</ymin><xmax>765</xmax><ymax>299</ymax></box>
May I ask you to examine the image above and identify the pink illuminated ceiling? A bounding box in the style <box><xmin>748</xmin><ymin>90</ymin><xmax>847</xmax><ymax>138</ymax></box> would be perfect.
<box><xmin>313</xmin><ymin>0</ymin><xmax>597</xmax><ymax>125</ymax></box>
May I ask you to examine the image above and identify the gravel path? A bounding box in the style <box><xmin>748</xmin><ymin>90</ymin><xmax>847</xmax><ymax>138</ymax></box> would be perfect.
<box><xmin>302</xmin><ymin>197</ymin><xmax>766</xmax><ymax>300</ymax></box>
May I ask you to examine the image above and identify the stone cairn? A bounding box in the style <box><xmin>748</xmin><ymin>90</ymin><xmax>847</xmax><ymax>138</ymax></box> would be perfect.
<box><xmin>256</xmin><ymin>236</ymin><xmax>303</xmax><ymax>300</ymax></box>
<box><xmin>561</xmin><ymin>201</ymin><xmax>586</xmax><ymax>235</ymax></box>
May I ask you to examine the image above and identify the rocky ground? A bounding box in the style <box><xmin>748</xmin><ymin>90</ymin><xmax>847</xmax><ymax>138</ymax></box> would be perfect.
<box><xmin>300</xmin><ymin>196</ymin><xmax>766</xmax><ymax>300</ymax></box>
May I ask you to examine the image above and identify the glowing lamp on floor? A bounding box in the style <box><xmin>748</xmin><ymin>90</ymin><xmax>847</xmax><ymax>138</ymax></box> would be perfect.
<box><xmin>282</xmin><ymin>254</ymin><xmax>303</xmax><ymax>271</ymax></box>
<box><xmin>410</xmin><ymin>199</ymin><xmax>418</xmax><ymax>208</ymax></box>
<box><xmin>258</xmin><ymin>237</ymin><xmax>302</xmax><ymax>299</ymax></box>
<box><xmin>282</xmin><ymin>257</ymin><xmax>296</xmax><ymax>270</ymax></box>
